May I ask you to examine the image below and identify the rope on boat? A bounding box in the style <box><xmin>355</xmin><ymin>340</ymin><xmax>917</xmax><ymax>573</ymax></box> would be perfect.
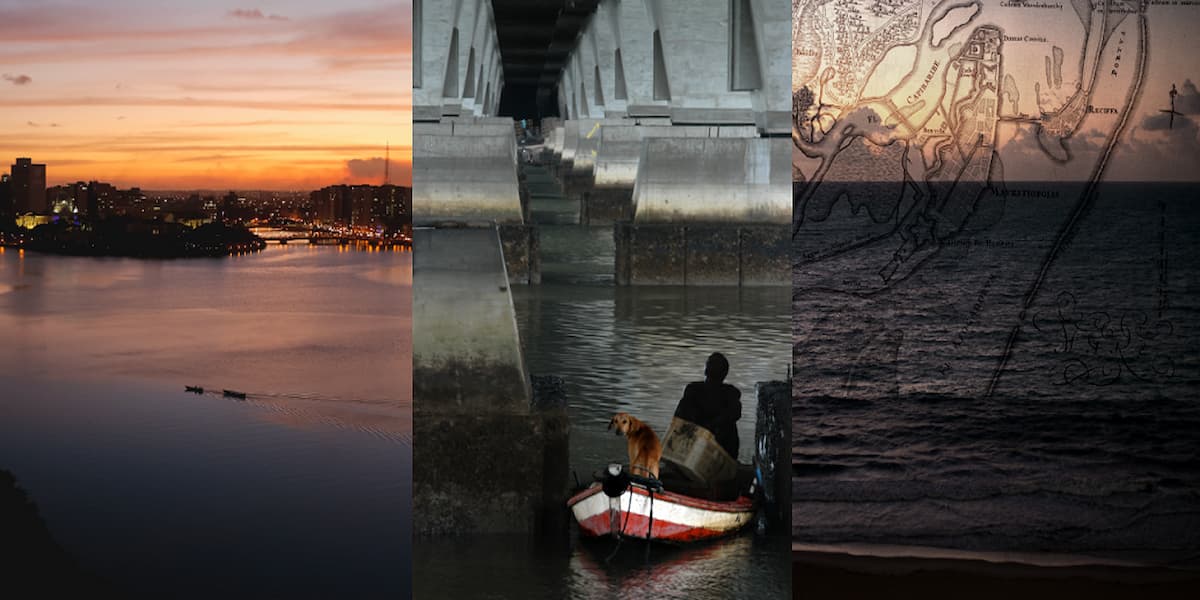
<box><xmin>605</xmin><ymin>487</ymin><xmax>636</xmax><ymax>564</ymax></box>
<box><xmin>644</xmin><ymin>487</ymin><xmax>654</xmax><ymax>562</ymax></box>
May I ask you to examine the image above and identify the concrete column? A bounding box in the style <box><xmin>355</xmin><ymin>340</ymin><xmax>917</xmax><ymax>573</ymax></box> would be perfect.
<box><xmin>413</xmin><ymin>117</ymin><xmax>539</xmax><ymax>284</ymax></box>
<box><xmin>594</xmin><ymin>124</ymin><xmax>759</xmax><ymax>189</ymax></box>
<box><xmin>654</xmin><ymin>0</ymin><xmax>756</xmax><ymax>124</ymax></box>
<box><xmin>586</xmin><ymin>124</ymin><xmax>759</xmax><ymax>224</ymax></box>
<box><xmin>632</xmin><ymin>137</ymin><xmax>790</xmax><ymax>224</ymax></box>
<box><xmin>591</xmin><ymin>3</ymin><xmax>625</xmax><ymax>117</ymax></box>
<box><xmin>561</xmin><ymin>0</ymin><xmax>788</xmax><ymax>131</ymax></box>
<box><xmin>413</xmin><ymin>228</ymin><xmax>564</xmax><ymax>535</ymax></box>
<box><xmin>613</xmin><ymin>0</ymin><xmax>663</xmax><ymax>117</ymax></box>
<box><xmin>749</xmin><ymin>0</ymin><xmax>791</xmax><ymax>134</ymax></box>
<box><xmin>613</xmin><ymin>137</ymin><xmax>791</xmax><ymax>286</ymax></box>
<box><xmin>413</xmin><ymin>228</ymin><xmax>530</xmax><ymax>411</ymax></box>
<box><xmin>413</xmin><ymin>0</ymin><xmax>503</xmax><ymax>120</ymax></box>
<box><xmin>412</xmin><ymin>123</ymin><xmax>522</xmax><ymax>225</ymax></box>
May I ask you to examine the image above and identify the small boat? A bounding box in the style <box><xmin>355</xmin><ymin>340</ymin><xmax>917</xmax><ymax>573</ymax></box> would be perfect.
<box><xmin>567</xmin><ymin>464</ymin><xmax>756</xmax><ymax>543</ymax></box>
<box><xmin>184</xmin><ymin>385</ymin><xmax>204</xmax><ymax>394</ymax></box>
<box><xmin>222</xmin><ymin>389</ymin><xmax>247</xmax><ymax>400</ymax></box>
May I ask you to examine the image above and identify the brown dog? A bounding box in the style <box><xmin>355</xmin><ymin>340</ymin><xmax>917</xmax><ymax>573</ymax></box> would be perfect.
<box><xmin>608</xmin><ymin>412</ymin><xmax>662</xmax><ymax>479</ymax></box>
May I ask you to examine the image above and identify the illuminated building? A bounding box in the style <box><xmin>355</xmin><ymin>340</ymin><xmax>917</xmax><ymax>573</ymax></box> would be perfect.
<box><xmin>10</xmin><ymin>158</ymin><xmax>47</xmax><ymax>214</ymax></box>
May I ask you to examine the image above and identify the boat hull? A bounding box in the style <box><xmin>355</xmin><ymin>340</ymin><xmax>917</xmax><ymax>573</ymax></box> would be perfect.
<box><xmin>567</xmin><ymin>483</ymin><xmax>754</xmax><ymax>543</ymax></box>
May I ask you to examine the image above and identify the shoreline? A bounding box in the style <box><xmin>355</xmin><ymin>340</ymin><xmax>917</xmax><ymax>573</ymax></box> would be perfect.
<box><xmin>793</xmin><ymin>543</ymin><xmax>1200</xmax><ymax>598</ymax></box>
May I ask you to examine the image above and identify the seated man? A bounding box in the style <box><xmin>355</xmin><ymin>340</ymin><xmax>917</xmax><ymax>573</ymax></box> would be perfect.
<box><xmin>673</xmin><ymin>352</ymin><xmax>741</xmax><ymax>459</ymax></box>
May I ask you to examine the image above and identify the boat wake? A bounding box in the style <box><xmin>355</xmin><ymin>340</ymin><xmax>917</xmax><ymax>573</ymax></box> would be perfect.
<box><xmin>180</xmin><ymin>386</ymin><xmax>412</xmax><ymax>446</ymax></box>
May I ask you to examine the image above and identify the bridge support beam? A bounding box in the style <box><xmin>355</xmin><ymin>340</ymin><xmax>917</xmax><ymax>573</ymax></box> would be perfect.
<box><xmin>523</xmin><ymin>0</ymin><xmax>791</xmax><ymax>286</ymax></box>
<box><xmin>413</xmin><ymin>118</ymin><xmax>539</xmax><ymax>284</ymax></box>
<box><xmin>412</xmin><ymin>227</ymin><xmax>565</xmax><ymax>535</ymax></box>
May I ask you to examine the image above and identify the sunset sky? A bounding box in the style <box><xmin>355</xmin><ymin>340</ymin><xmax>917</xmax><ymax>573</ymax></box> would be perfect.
<box><xmin>0</xmin><ymin>0</ymin><xmax>411</xmax><ymax>190</ymax></box>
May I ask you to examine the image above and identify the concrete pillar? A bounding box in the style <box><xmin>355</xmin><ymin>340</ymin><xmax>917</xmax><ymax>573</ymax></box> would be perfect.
<box><xmin>613</xmin><ymin>0</ymin><xmax>664</xmax><ymax>117</ymax></box>
<box><xmin>412</xmin><ymin>228</ymin><xmax>529</xmax><ymax>411</ymax></box>
<box><xmin>413</xmin><ymin>118</ymin><xmax>539</xmax><ymax>284</ymax></box>
<box><xmin>591</xmin><ymin>2</ymin><xmax>625</xmax><ymax>118</ymax></box>
<box><xmin>749</xmin><ymin>0</ymin><xmax>792</xmax><ymax>134</ymax></box>
<box><xmin>413</xmin><ymin>0</ymin><xmax>504</xmax><ymax>121</ymax></box>
<box><xmin>613</xmin><ymin>136</ymin><xmax>791</xmax><ymax>285</ymax></box>
<box><xmin>410</xmin><ymin>1</ymin><xmax>563</xmax><ymax>540</ymax></box>
<box><xmin>632</xmin><ymin>137</ymin><xmax>790</xmax><ymax>224</ymax></box>
<box><xmin>412</xmin><ymin>123</ymin><xmax>522</xmax><ymax>225</ymax></box>
<box><xmin>562</xmin><ymin>0</ymin><xmax>788</xmax><ymax>132</ymax></box>
<box><xmin>583</xmin><ymin>124</ymin><xmax>759</xmax><ymax>224</ymax></box>
<box><xmin>412</xmin><ymin>228</ymin><xmax>565</xmax><ymax>535</ymax></box>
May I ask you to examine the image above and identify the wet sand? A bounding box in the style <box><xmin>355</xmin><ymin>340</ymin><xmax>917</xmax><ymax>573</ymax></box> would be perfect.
<box><xmin>793</xmin><ymin>546</ymin><xmax>1200</xmax><ymax>599</ymax></box>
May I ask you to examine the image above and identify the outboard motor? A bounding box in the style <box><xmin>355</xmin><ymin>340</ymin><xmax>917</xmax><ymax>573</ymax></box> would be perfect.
<box><xmin>601</xmin><ymin>463</ymin><xmax>630</xmax><ymax>498</ymax></box>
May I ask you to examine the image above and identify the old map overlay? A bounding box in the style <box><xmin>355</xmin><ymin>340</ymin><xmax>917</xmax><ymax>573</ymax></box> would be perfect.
<box><xmin>793</xmin><ymin>0</ymin><xmax>1197</xmax><ymax>399</ymax></box>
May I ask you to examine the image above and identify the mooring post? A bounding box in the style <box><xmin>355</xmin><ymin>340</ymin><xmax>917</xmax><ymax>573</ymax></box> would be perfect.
<box><xmin>754</xmin><ymin>380</ymin><xmax>791</xmax><ymax>534</ymax></box>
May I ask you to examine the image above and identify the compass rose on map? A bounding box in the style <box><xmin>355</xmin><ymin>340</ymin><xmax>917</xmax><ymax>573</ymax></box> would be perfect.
<box><xmin>1159</xmin><ymin>83</ymin><xmax>1183</xmax><ymax>130</ymax></box>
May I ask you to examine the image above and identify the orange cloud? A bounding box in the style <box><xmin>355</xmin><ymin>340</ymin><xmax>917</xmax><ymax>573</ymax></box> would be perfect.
<box><xmin>0</xmin><ymin>1</ymin><xmax>412</xmax><ymax>190</ymax></box>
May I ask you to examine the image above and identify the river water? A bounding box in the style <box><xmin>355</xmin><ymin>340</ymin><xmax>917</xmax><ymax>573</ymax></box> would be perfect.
<box><xmin>0</xmin><ymin>244</ymin><xmax>412</xmax><ymax>597</ymax></box>
<box><xmin>414</xmin><ymin>168</ymin><xmax>793</xmax><ymax>598</ymax></box>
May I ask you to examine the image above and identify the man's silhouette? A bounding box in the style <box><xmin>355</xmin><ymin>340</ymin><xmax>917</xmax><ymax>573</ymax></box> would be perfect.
<box><xmin>673</xmin><ymin>353</ymin><xmax>741</xmax><ymax>458</ymax></box>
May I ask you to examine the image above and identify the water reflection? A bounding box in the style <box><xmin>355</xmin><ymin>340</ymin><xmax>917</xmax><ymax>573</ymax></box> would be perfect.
<box><xmin>415</xmin><ymin>532</ymin><xmax>789</xmax><ymax>599</ymax></box>
<box><xmin>512</xmin><ymin>272</ymin><xmax>791</xmax><ymax>472</ymax></box>
<box><xmin>493</xmin><ymin>223</ymin><xmax>791</xmax><ymax>598</ymax></box>
<box><xmin>0</xmin><ymin>247</ymin><xmax>411</xmax><ymax>596</ymax></box>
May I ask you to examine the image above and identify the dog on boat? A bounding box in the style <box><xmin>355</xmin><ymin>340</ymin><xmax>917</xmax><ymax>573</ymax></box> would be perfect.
<box><xmin>608</xmin><ymin>412</ymin><xmax>662</xmax><ymax>479</ymax></box>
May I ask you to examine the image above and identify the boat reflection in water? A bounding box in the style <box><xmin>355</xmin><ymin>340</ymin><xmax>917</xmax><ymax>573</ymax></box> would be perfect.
<box><xmin>572</xmin><ymin>531</ymin><xmax>790</xmax><ymax>599</ymax></box>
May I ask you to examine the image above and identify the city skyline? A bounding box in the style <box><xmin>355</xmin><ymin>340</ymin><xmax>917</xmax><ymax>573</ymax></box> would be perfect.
<box><xmin>0</xmin><ymin>0</ymin><xmax>412</xmax><ymax>190</ymax></box>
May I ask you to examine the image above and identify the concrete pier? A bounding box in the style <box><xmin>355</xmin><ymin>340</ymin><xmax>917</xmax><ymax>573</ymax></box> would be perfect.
<box><xmin>412</xmin><ymin>228</ymin><xmax>565</xmax><ymax>535</ymax></box>
<box><xmin>614</xmin><ymin>223</ymin><xmax>789</xmax><ymax>286</ymax></box>
<box><xmin>412</xmin><ymin>0</ymin><xmax>538</xmax><ymax>285</ymax></box>
<box><xmin>530</xmin><ymin>0</ymin><xmax>792</xmax><ymax>285</ymax></box>
<box><xmin>410</xmin><ymin>0</ymin><xmax>793</xmax><ymax>534</ymax></box>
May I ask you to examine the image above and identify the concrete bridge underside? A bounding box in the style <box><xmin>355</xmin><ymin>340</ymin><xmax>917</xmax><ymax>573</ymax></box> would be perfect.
<box><xmin>411</xmin><ymin>0</ymin><xmax>791</xmax><ymax>538</ymax></box>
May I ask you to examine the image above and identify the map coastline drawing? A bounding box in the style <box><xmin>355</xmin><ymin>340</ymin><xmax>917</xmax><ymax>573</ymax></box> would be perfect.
<box><xmin>791</xmin><ymin>0</ymin><xmax>1200</xmax><ymax>564</ymax></box>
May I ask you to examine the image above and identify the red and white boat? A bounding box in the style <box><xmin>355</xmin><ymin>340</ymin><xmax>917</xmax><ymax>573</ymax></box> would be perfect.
<box><xmin>567</xmin><ymin>466</ymin><xmax>756</xmax><ymax>543</ymax></box>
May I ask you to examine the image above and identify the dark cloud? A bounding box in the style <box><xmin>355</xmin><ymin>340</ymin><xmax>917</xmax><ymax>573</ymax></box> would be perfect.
<box><xmin>345</xmin><ymin>157</ymin><xmax>410</xmax><ymax>184</ymax></box>
<box><xmin>3</xmin><ymin>73</ymin><xmax>32</xmax><ymax>85</ymax></box>
<box><xmin>228</xmin><ymin>8</ymin><xmax>288</xmax><ymax>21</ymax></box>
<box><xmin>1109</xmin><ymin>118</ymin><xmax>1200</xmax><ymax>181</ymax></box>
<box><xmin>1141</xmin><ymin>79</ymin><xmax>1200</xmax><ymax>131</ymax></box>
<box><xmin>1141</xmin><ymin>111</ymin><xmax>1188</xmax><ymax>131</ymax></box>
<box><xmin>1141</xmin><ymin>80</ymin><xmax>1198</xmax><ymax>131</ymax></box>
<box><xmin>346</xmin><ymin>157</ymin><xmax>387</xmax><ymax>179</ymax></box>
<box><xmin>1177</xmin><ymin>79</ymin><xmax>1200</xmax><ymax>115</ymax></box>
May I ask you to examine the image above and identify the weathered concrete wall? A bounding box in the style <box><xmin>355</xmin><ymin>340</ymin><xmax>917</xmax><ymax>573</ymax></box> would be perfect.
<box><xmin>413</xmin><ymin>227</ymin><xmax>567</xmax><ymax>536</ymax></box>
<box><xmin>413</xmin><ymin>409</ymin><xmax>568</xmax><ymax>536</ymax></box>
<box><xmin>575</xmin><ymin>124</ymin><xmax>760</xmax><ymax>225</ymax></box>
<box><xmin>413</xmin><ymin>0</ymin><xmax>503</xmax><ymax>120</ymax></box>
<box><xmin>413</xmin><ymin>128</ymin><xmax>522</xmax><ymax>226</ymax></box>
<box><xmin>558</xmin><ymin>0</ymin><xmax>789</xmax><ymax>132</ymax></box>
<box><xmin>749</xmin><ymin>0</ymin><xmax>792</xmax><ymax>134</ymax></box>
<box><xmin>632</xmin><ymin>137</ymin><xmax>791</xmax><ymax>224</ymax></box>
<box><xmin>498</xmin><ymin>224</ymin><xmax>541</xmax><ymax>285</ymax></box>
<box><xmin>615</xmin><ymin>223</ymin><xmax>789</xmax><ymax>286</ymax></box>
<box><xmin>593</xmin><ymin>124</ymin><xmax>759</xmax><ymax>188</ymax></box>
<box><xmin>413</xmin><ymin>227</ymin><xmax>530</xmax><ymax>410</ymax></box>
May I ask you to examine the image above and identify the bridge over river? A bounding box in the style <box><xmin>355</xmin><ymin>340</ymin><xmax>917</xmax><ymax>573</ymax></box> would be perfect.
<box><xmin>249</xmin><ymin>227</ymin><xmax>412</xmax><ymax>247</ymax></box>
